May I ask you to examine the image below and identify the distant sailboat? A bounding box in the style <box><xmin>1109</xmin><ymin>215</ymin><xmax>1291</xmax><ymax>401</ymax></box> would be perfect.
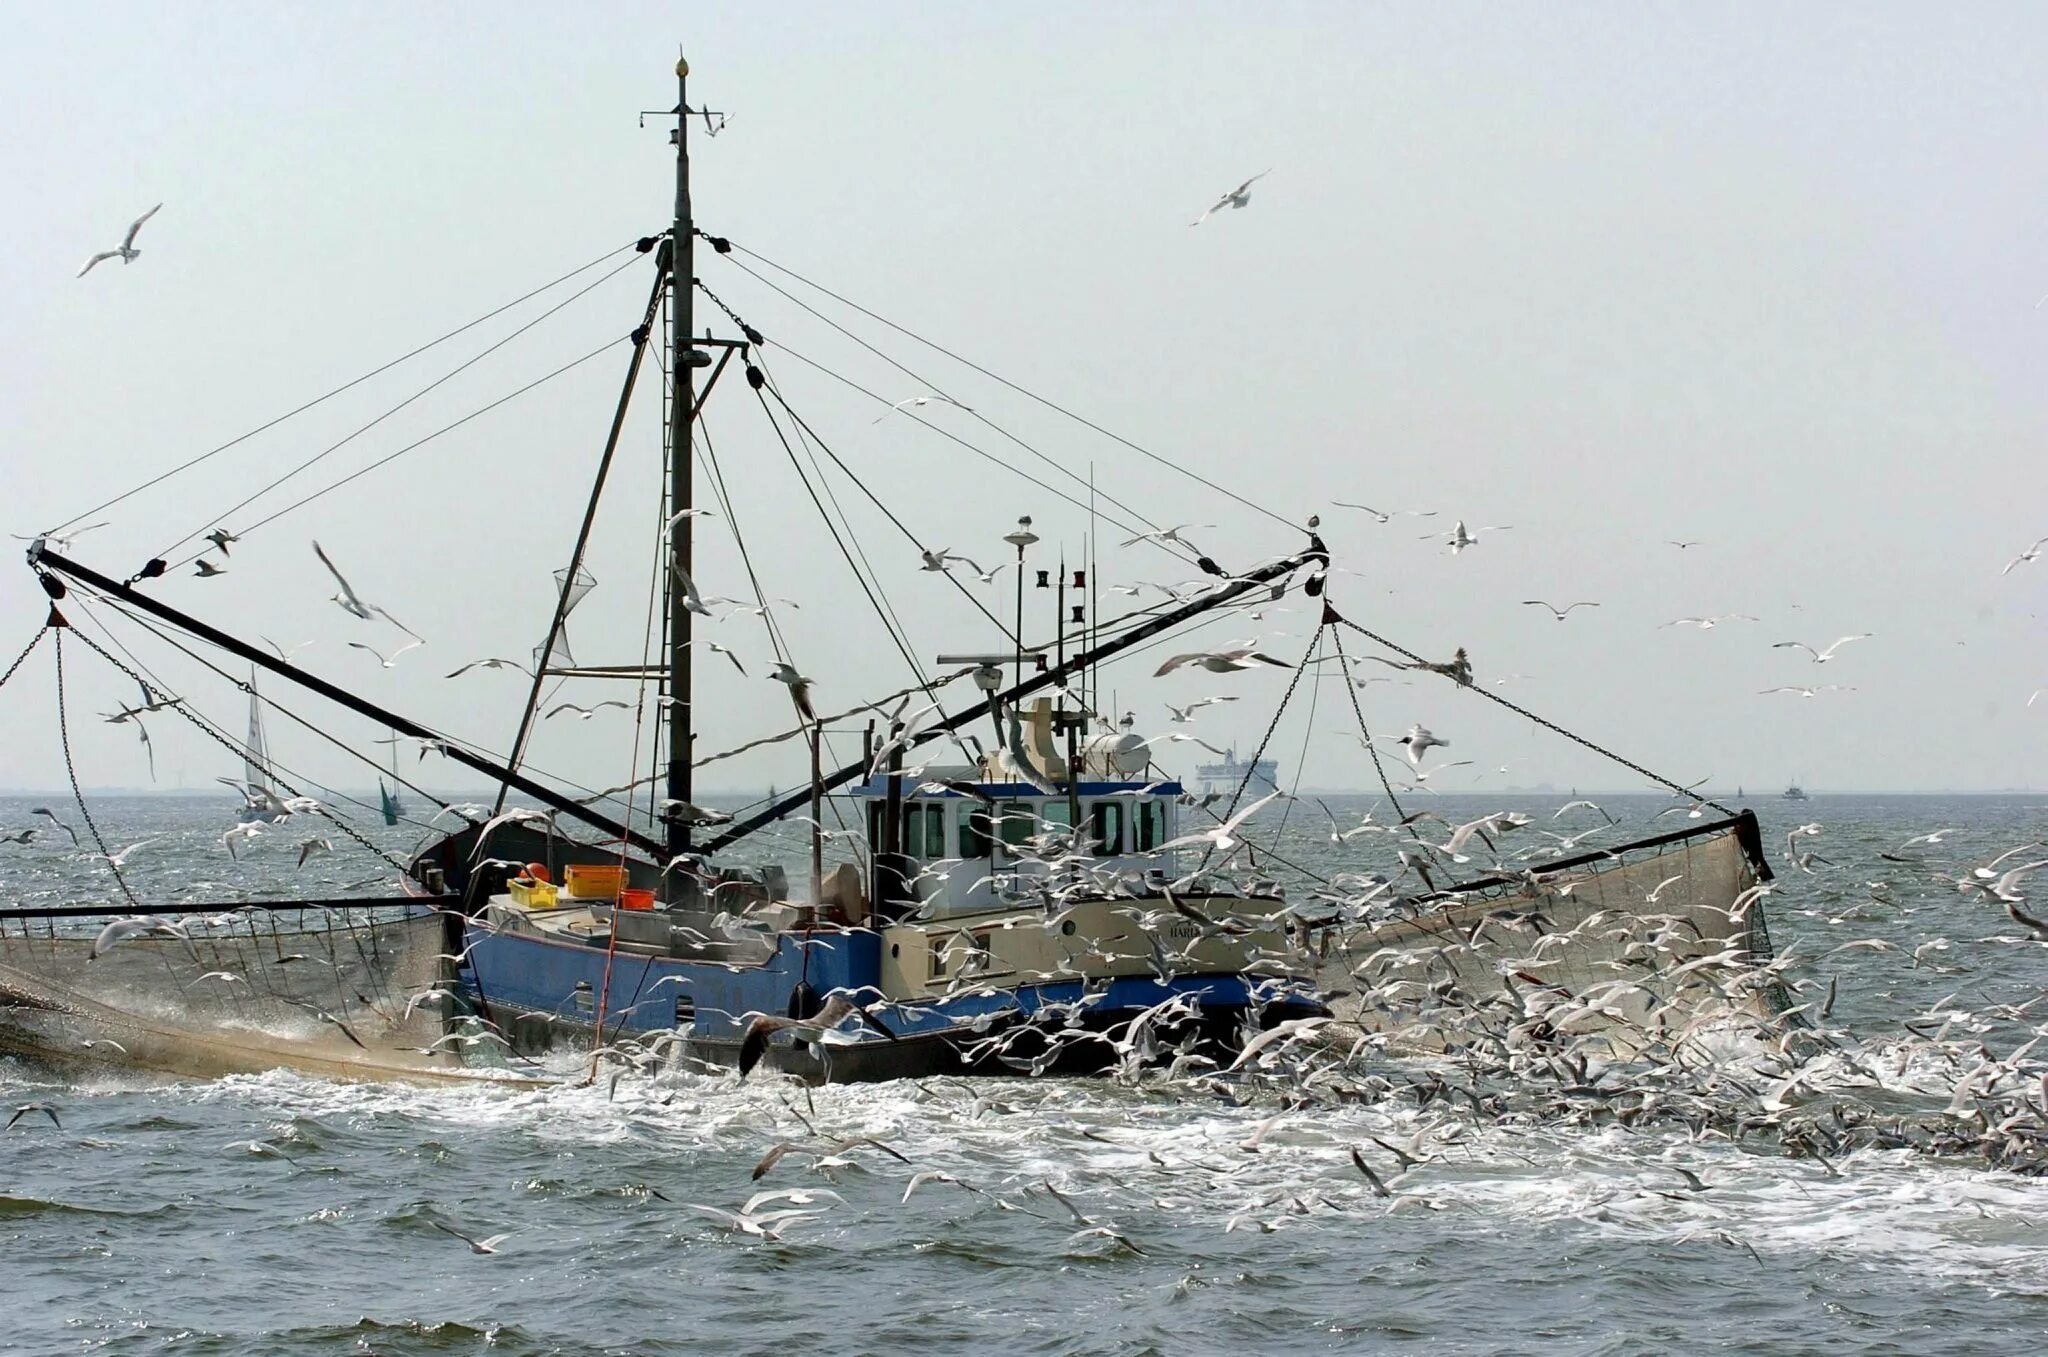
<box><xmin>378</xmin><ymin>730</ymin><xmax>404</xmax><ymax>826</ymax></box>
<box><xmin>231</xmin><ymin>670</ymin><xmax>276</xmax><ymax>822</ymax></box>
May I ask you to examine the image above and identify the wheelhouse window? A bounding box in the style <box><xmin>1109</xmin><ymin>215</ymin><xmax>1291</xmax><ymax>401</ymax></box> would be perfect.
<box><xmin>1133</xmin><ymin>799</ymin><xmax>1167</xmax><ymax>852</ymax></box>
<box><xmin>1089</xmin><ymin>800</ymin><xmax>1126</xmax><ymax>855</ymax></box>
<box><xmin>906</xmin><ymin>802</ymin><xmax>947</xmax><ymax>859</ymax></box>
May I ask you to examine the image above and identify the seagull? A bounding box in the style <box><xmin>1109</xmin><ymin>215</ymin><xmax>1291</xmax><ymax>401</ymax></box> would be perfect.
<box><xmin>768</xmin><ymin>662</ymin><xmax>817</xmax><ymax>723</ymax></box>
<box><xmin>661</xmin><ymin>507</ymin><xmax>719</xmax><ymax>536</ymax></box>
<box><xmin>1772</xmin><ymin>635</ymin><xmax>1871</xmax><ymax>664</ymax></box>
<box><xmin>687</xmin><ymin>639</ymin><xmax>747</xmax><ymax>675</ymax></box>
<box><xmin>1120</xmin><ymin>524</ymin><xmax>1214</xmax><ymax>549</ymax></box>
<box><xmin>221</xmin><ymin>821</ymin><xmax>267</xmax><ymax>859</ymax></box>
<box><xmin>919</xmin><ymin>548</ymin><xmax>985</xmax><ymax>575</ymax></box>
<box><xmin>1427</xmin><ymin>520</ymin><xmax>1511</xmax><ymax>554</ymax></box>
<box><xmin>296</xmin><ymin>838</ymin><xmax>333</xmax><ymax>868</ymax></box>
<box><xmin>194</xmin><ymin>559</ymin><xmax>227</xmax><ymax>578</ymax></box>
<box><xmin>1389</xmin><ymin>725</ymin><xmax>1448</xmax><ymax>766</ymax></box>
<box><xmin>6</xmin><ymin>1102</ymin><xmax>60</xmax><ymax>1130</ymax></box>
<box><xmin>1667</xmin><ymin>540</ymin><xmax>1703</xmax><ymax>550</ymax></box>
<box><xmin>30</xmin><ymin>808</ymin><xmax>79</xmax><ymax>845</ymax></box>
<box><xmin>1155</xmin><ymin>790</ymin><xmax>1285</xmax><ymax>854</ymax></box>
<box><xmin>204</xmin><ymin>528</ymin><xmax>238</xmax><ymax>556</ymax></box>
<box><xmin>1165</xmin><ymin>696</ymin><xmax>1237</xmax><ymax>723</ymax></box>
<box><xmin>873</xmin><ymin>394</ymin><xmax>973</xmax><ymax>423</ymax></box>
<box><xmin>1522</xmin><ymin>600</ymin><xmax>1598</xmax><ymax>621</ymax></box>
<box><xmin>348</xmin><ymin>639</ymin><xmax>423</xmax><ymax>668</ymax></box>
<box><xmin>1190</xmin><ymin>170</ymin><xmax>1271</xmax><ymax>226</ymax></box>
<box><xmin>2001</xmin><ymin>536</ymin><xmax>2048</xmax><ymax>576</ymax></box>
<box><xmin>430</xmin><ymin>1221</ymin><xmax>512</xmax><ymax>1255</ymax></box>
<box><xmin>311</xmin><ymin>541</ymin><xmax>422</xmax><ymax>639</ymax></box>
<box><xmin>1154</xmin><ymin>647</ymin><xmax>1291</xmax><ymax>677</ymax></box>
<box><xmin>102</xmin><ymin>839</ymin><xmax>156</xmax><ymax>869</ymax></box>
<box><xmin>261</xmin><ymin>636</ymin><xmax>317</xmax><ymax>662</ymax></box>
<box><xmin>1759</xmin><ymin>685</ymin><xmax>1855</xmax><ymax>698</ymax></box>
<box><xmin>0</xmin><ymin>829</ymin><xmax>34</xmax><ymax>845</ymax></box>
<box><xmin>77</xmin><ymin>203</ymin><xmax>161</xmax><ymax>276</ymax></box>
<box><xmin>737</xmin><ymin>991</ymin><xmax>899</xmax><ymax>1078</ymax></box>
<box><xmin>1334</xmin><ymin>503</ymin><xmax>1436</xmax><ymax>524</ymax></box>
<box><xmin>1660</xmin><ymin>615</ymin><xmax>1757</xmax><ymax>630</ymax></box>
<box><xmin>12</xmin><ymin>522</ymin><xmax>108</xmax><ymax>549</ymax></box>
<box><xmin>672</xmin><ymin>564</ymin><xmax>714</xmax><ymax>616</ymax></box>
<box><xmin>544</xmin><ymin>700</ymin><xmax>632</xmax><ymax>721</ymax></box>
<box><xmin>445</xmin><ymin>657</ymin><xmax>528</xmax><ymax>678</ymax></box>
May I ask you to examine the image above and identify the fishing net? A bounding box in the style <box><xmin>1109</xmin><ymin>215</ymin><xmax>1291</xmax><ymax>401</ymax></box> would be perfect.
<box><xmin>0</xmin><ymin>910</ymin><xmax>515</xmax><ymax>1085</ymax></box>
<box><xmin>1315</xmin><ymin>818</ymin><xmax>1782</xmax><ymax>1059</ymax></box>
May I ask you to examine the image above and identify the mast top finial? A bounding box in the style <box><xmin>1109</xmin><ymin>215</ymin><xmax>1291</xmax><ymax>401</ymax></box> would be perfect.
<box><xmin>676</xmin><ymin>54</ymin><xmax>690</xmax><ymax>78</ymax></box>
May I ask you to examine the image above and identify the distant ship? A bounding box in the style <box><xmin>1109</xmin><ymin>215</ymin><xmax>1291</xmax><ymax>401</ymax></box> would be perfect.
<box><xmin>1196</xmin><ymin>747</ymin><xmax>1279</xmax><ymax>795</ymax></box>
<box><xmin>1782</xmin><ymin>782</ymin><xmax>1809</xmax><ymax>801</ymax></box>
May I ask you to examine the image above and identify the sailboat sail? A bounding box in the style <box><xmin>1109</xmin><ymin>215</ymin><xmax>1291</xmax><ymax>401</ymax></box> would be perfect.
<box><xmin>243</xmin><ymin>675</ymin><xmax>269</xmax><ymax>794</ymax></box>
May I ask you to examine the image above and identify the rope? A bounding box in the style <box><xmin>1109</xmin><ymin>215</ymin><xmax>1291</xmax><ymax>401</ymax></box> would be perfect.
<box><xmin>752</xmin><ymin>356</ymin><xmax>1018</xmax><ymax>641</ymax></box>
<box><xmin>62</xmin><ymin>628</ymin><xmax>408</xmax><ymax>872</ymax></box>
<box><xmin>162</xmin><ymin>255</ymin><xmax>645</xmax><ymax>564</ymax></box>
<box><xmin>1329</xmin><ymin>624</ymin><xmax>1409</xmax><ymax>822</ymax></box>
<box><xmin>52</xmin><ymin>633</ymin><xmax>142</xmax><ymax>910</ymax></box>
<box><xmin>54</xmin><ymin>239</ymin><xmax>646</xmax><ymax>537</ymax></box>
<box><xmin>717</xmin><ymin>257</ymin><xmax>1194</xmax><ymax>565</ymax></box>
<box><xmin>715</xmin><ymin>241</ymin><xmax>1300</xmax><ymax>534</ymax></box>
<box><xmin>1328</xmin><ymin>612</ymin><xmax>1731</xmax><ymax>815</ymax></box>
<box><xmin>168</xmin><ymin>334</ymin><xmax>628</xmax><ymax>570</ymax></box>
<box><xmin>1196</xmin><ymin>627</ymin><xmax>1320</xmax><ymax>874</ymax></box>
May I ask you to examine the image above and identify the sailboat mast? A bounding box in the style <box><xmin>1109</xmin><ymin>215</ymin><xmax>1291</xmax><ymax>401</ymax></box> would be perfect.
<box><xmin>666</xmin><ymin>53</ymin><xmax>697</xmax><ymax>861</ymax></box>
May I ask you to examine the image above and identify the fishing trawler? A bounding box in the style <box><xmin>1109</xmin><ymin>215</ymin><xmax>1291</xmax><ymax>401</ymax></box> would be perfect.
<box><xmin>5</xmin><ymin>54</ymin><xmax>1787</xmax><ymax>1086</ymax></box>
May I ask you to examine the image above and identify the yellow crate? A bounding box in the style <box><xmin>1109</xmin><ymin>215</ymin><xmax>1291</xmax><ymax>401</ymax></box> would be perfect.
<box><xmin>508</xmin><ymin>879</ymin><xmax>560</xmax><ymax>909</ymax></box>
<box><xmin>563</xmin><ymin>864</ymin><xmax>627</xmax><ymax>899</ymax></box>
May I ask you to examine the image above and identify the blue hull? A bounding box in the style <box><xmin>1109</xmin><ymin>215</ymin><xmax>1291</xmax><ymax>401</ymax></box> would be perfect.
<box><xmin>462</xmin><ymin>923</ymin><xmax>1321</xmax><ymax>1082</ymax></box>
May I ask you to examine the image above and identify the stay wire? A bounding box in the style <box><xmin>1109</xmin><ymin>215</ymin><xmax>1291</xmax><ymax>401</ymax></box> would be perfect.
<box><xmin>61</xmin><ymin>622</ymin><xmax>410</xmax><ymax>872</ymax></box>
<box><xmin>719</xmin><ymin>239</ymin><xmax>1300</xmax><ymax>533</ymax></box>
<box><xmin>187</xmin><ymin>334</ymin><xmax>629</xmax><ymax>561</ymax></box>
<box><xmin>710</xmin><ymin>261</ymin><xmax>1195</xmax><ymax>562</ymax></box>
<box><xmin>52</xmin><ymin>633</ymin><xmax>143</xmax><ymax>910</ymax></box>
<box><xmin>748</xmin><ymin>384</ymin><xmax>937</xmax><ymax>710</ymax></box>
<box><xmin>0</xmin><ymin>626</ymin><xmax>50</xmax><ymax>694</ymax></box>
<box><xmin>163</xmin><ymin>256</ymin><xmax>645</xmax><ymax>564</ymax></box>
<box><xmin>752</xmin><ymin>339</ymin><xmax>1162</xmax><ymax>553</ymax></box>
<box><xmin>72</xmin><ymin>596</ymin><xmax>447</xmax><ymax>833</ymax></box>
<box><xmin>751</xmin><ymin>354</ymin><xmax>1016</xmax><ymax>643</ymax></box>
<box><xmin>1195</xmin><ymin>626</ymin><xmax>1321</xmax><ymax>875</ymax></box>
<box><xmin>1326</xmin><ymin>611</ymin><xmax>1730</xmax><ymax>814</ymax></box>
<box><xmin>63</xmin><ymin>239</ymin><xmax>642</xmax><ymax>538</ymax></box>
<box><xmin>1328</xmin><ymin>624</ymin><xmax>1409</xmax><ymax>823</ymax></box>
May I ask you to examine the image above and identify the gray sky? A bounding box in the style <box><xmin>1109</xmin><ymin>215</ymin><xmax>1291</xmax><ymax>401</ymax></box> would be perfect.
<box><xmin>2</xmin><ymin>3</ymin><xmax>2044</xmax><ymax>804</ymax></box>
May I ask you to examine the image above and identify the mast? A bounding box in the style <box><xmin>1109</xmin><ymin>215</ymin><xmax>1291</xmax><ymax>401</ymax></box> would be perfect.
<box><xmin>666</xmin><ymin>52</ymin><xmax>697</xmax><ymax>861</ymax></box>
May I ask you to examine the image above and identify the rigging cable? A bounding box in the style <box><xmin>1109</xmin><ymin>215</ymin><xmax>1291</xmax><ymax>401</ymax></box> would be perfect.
<box><xmin>161</xmin><ymin>255</ymin><xmax>646</xmax><ymax>566</ymax></box>
<box><xmin>707</xmin><ymin>262</ymin><xmax>1200</xmax><ymax>568</ymax></box>
<box><xmin>1328</xmin><ymin>622</ymin><xmax>1410</xmax><ymax>825</ymax></box>
<box><xmin>51</xmin><ymin>633</ymin><xmax>144</xmax><ymax>911</ymax></box>
<box><xmin>180</xmin><ymin>335</ymin><xmax>630</xmax><ymax>564</ymax></box>
<box><xmin>1326</xmin><ymin>610</ymin><xmax>1731</xmax><ymax>814</ymax></box>
<box><xmin>1194</xmin><ymin>626</ymin><xmax>1321</xmax><ymax>876</ymax></box>
<box><xmin>714</xmin><ymin>237</ymin><xmax>1300</xmax><ymax>534</ymax></box>
<box><xmin>59</xmin><ymin>239</ymin><xmax>645</xmax><ymax>538</ymax></box>
<box><xmin>751</xmin><ymin>353</ymin><xmax>1020</xmax><ymax>643</ymax></box>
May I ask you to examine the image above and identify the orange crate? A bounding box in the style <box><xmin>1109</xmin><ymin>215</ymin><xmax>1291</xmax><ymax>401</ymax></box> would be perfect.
<box><xmin>563</xmin><ymin>863</ymin><xmax>627</xmax><ymax>899</ymax></box>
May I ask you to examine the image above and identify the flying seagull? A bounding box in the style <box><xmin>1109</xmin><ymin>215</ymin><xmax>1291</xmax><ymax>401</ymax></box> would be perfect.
<box><xmin>544</xmin><ymin>700</ymin><xmax>632</xmax><ymax>721</ymax></box>
<box><xmin>1772</xmin><ymin>635</ymin><xmax>1871</xmax><ymax>664</ymax></box>
<box><xmin>1191</xmin><ymin>171</ymin><xmax>1271</xmax><ymax>226</ymax></box>
<box><xmin>873</xmin><ymin>394</ymin><xmax>973</xmax><ymax>423</ymax></box>
<box><xmin>347</xmin><ymin>639</ymin><xmax>423</xmax><ymax>669</ymax></box>
<box><xmin>445</xmin><ymin>657</ymin><xmax>528</xmax><ymax>678</ymax></box>
<box><xmin>1427</xmin><ymin>520</ymin><xmax>1512</xmax><ymax>555</ymax></box>
<box><xmin>2001</xmin><ymin>536</ymin><xmax>2048</xmax><ymax>576</ymax></box>
<box><xmin>77</xmin><ymin>203</ymin><xmax>162</xmax><ymax>276</ymax></box>
<box><xmin>311</xmin><ymin>541</ymin><xmax>422</xmax><ymax>639</ymax></box>
<box><xmin>1521</xmin><ymin>600</ymin><xmax>1598</xmax><ymax>621</ymax></box>
<box><xmin>1154</xmin><ymin>647</ymin><xmax>1291</xmax><ymax>677</ymax></box>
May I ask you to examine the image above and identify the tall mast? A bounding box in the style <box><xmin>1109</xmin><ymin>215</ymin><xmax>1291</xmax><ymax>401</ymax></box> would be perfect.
<box><xmin>666</xmin><ymin>52</ymin><xmax>697</xmax><ymax>861</ymax></box>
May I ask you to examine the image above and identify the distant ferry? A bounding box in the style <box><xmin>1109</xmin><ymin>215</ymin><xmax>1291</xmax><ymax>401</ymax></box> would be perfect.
<box><xmin>1196</xmin><ymin>747</ymin><xmax>1279</xmax><ymax>795</ymax></box>
<box><xmin>1782</xmin><ymin>783</ymin><xmax>1809</xmax><ymax>801</ymax></box>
